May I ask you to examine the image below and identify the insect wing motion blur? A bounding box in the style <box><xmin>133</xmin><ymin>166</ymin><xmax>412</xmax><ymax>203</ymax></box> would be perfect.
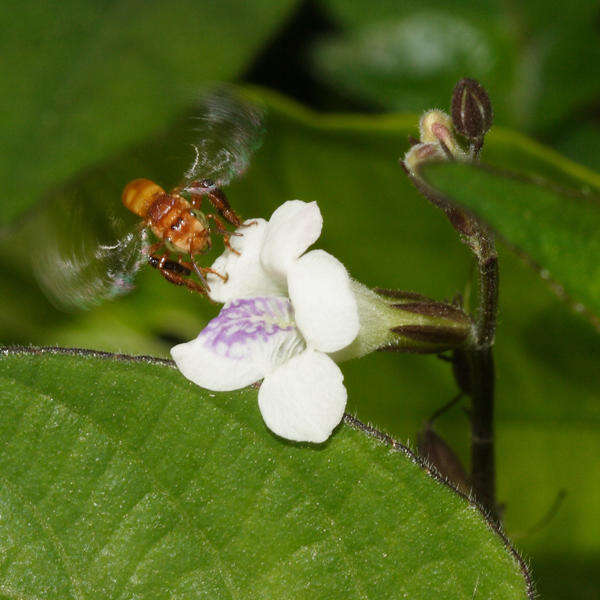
<box><xmin>32</xmin><ymin>88</ymin><xmax>265</xmax><ymax>310</ymax></box>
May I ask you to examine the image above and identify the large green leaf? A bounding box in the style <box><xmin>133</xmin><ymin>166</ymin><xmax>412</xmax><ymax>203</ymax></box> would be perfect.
<box><xmin>0</xmin><ymin>349</ymin><xmax>531</xmax><ymax>599</ymax></box>
<box><xmin>0</xmin><ymin>0</ymin><xmax>298</xmax><ymax>227</ymax></box>
<box><xmin>420</xmin><ymin>161</ymin><xmax>600</xmax><ymax>327</ymax></box>
<box><xmin>1</xmin><ymin>89</ymin><xmax>599</xmax><ymax>599</ymax></box>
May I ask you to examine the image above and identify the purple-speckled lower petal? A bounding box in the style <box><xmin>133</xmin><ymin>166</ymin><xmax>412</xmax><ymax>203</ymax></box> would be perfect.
<box><xmin>171</xmin><ymin>296</ymin><xmax>306</xmax><ymax>392</ymax></box>
<box><xmin>202</xmin><ymin>297</ymin><xmax>299</xmax><ymax>359</ymax></box>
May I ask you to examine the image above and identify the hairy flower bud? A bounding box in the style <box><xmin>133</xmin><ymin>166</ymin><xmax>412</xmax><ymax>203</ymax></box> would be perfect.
<box><xmin>402</xmin><ymin>142</ymin><xmax>445</xmax><ymax>176</ymax></box>
<box><xmin>419</xmin><ymin>110</ymin><xmax>463</xmax><ymax>159</ymax></box>
<box><xmin>451</xmin><ymin>78</ymin><xmax>493</xmax><ymax>141</ymax></box>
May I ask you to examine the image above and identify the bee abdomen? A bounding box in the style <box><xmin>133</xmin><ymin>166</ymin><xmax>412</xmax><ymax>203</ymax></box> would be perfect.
<box><xmin>122</xmin><ymin>179</ymin><xmax>165</xmax><ymax>217</ymax></box>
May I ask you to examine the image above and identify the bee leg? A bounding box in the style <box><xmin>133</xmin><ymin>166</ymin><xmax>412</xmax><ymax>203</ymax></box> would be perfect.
<box><xmin>174</xmin><ymin>257</ymin><xmax>195</xmax><ymax>271</ymax></box>
<box><xmin>186</xmin><ymin>184</ymin><xmax>243</xmax><ymax>227</ymax></box>
<box><xmin>177</xmin><ymin>179</ymin><xmax>242</xmax><ymax>226</ymax></box>
<box><xmin>196</xmin><ymin>265</ymin><xmax>228</xmax><ymax>282</ymax></box>
<box><xmin>188</xmin><ymin>252</ymin><xmax>228</xmax><ymax>284</ymax></box>
<box><xmin>149</xmin><ymin>251</ymin><xmax>208</xmax><ymax>295</ymax></box>
<box><xmin>162</xmin><ymin>268</ymin><xmax>208</xmax><ymax>295</ymax></box>
<box><xmin>205</xmin><ymin>212</ymin><xmax>233</xmax><ymax>235</ymax></box>
<box><xmin>187</xmin><ymin>192</ymin><xmax>204</xmax><ymax>212</ymax></box>
<box><xmin>189</xmin><ymin>231</ymin><xmax>231</xmax><ymax>285</ymax></box>
<box><xmin>188</xmin><ymin>231</ymin><xmax>212</xmax><ymax>281</ymax></box>
<box><xmin>205</xmin><ymin>213</ymin><xmax>242</xmax><ymax>255</ymax></box>
<box><xmin>208</xmin><ymin>188</ymin><xmax>243</xmax><ymax>227</ymax></box>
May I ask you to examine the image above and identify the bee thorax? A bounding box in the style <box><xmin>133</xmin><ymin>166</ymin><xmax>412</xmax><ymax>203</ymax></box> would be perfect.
<box><xmin>147</xmin><ymin>194</ymin><xmax>207</xmax><ymax>254</ymax></box>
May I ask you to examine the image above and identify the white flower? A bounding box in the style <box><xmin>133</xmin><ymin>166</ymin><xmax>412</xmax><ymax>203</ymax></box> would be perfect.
<box><xmin>171</xmin><ymin>201</ymin><xmax>360</xmax><ymax>443</ymax></box>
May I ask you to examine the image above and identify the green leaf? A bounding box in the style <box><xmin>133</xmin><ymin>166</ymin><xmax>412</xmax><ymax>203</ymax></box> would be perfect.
<box><xmin>313</xmin><ymin>0</ymin><xmax>600</xmax><ymax>132</ymax></box>
<box><xmin>311</xmin><ymin>11</ymin><xmax>511</xmax><ymax>119</ymax></box>
<box><xmin>0</xmin><ymin>349</ymin><xmax>531</xmax><ymax>599</ymax></box>
<box><xmin>420</xmin><ymin>160</ymin><xmax>600</xmax><ymax>326</ymax></box>
<box><xmin>0</xmin><ymin>0</ymin><xmax>299</xmax><ymax>227</ymax></box>
<box><xmin>556</xmin><ymin>121</ymin><xmax>600</xmax><ymax>173</ymax></box>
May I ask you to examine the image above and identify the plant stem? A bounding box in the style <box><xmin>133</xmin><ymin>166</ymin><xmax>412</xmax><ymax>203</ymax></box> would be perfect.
<box><xmin>474</xmin><ymin>242</ymin><xmax>499</xmax><ymax>348</ymax></box>
<box><xmin>406</xmin><ymin>171</ymin><xmax>500</xmax><ymax>519</ymax></box>
<box><xmin>467</xmin><ymin>235</ymin><xmax>499</xmax><ymax>521</ymax></box>
<box><xmin>467</xmin><ymin>345</ymin><xmax>497</xmax><ymax>519</ymax></box>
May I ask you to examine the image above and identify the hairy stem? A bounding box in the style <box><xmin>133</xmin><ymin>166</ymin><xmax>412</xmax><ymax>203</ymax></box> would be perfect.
<box><xmin>468</xmin><ymin>234</ymin><xmax>499</xmax><ymax>521</ymax></box>
<box><xmin>474</xmin><ymin>238</ymin><xmax>499</xmax><ymax>348</ymax></box>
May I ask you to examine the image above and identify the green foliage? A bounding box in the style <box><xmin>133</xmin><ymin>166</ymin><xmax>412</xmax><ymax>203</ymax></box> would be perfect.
<box><xmin>0</xmin><ymin>349</ymin><xmax>530</xmax><ymax>599</ymax></box>
<box><xmin>557</xmin><ymin>121</ymin><xmax>600</xmax><ymax>173</ymax></box>
<box><xmin>1</xmin><ymin>90</ymin><xmax>599</xmax><ymax>599</ymax></box>
<box><xmin>313</xmin><ymin>0</ymin><xmax>600</xmax><ymax>133</ymax></box>
<box><xmin>421</xmin><ymin>160</ymin><xmax>600</xmax><ymax>326</ymax></box>
<box><xmin>0</xmin><ymin>0</ymin><xmax>299</xmax><ymax>227</ymax></box>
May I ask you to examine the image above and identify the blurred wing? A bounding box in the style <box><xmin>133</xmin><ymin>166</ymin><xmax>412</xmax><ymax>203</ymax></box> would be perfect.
<box><xmin>31</xmin><ymin>189</ymin><xmax>147</xmax><ymax>311</ymax></box>
<box><xmin>183</xmin><ymin>87</ymin><xmax>264</xmax><ymax>193</ymax></box>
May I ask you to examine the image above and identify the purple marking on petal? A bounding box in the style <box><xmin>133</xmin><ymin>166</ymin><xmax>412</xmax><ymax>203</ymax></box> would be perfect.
<box><xmin>199</xmin><ymin>297</ymin><xmax>299</xmax><ymax>359</ymax></box>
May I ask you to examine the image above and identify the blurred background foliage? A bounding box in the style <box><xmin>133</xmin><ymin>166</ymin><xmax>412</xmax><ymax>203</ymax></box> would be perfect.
<box><xmin>1</xmin><ymin>1</ymin><xmax>599</xmax><ymax>599</ymax></box>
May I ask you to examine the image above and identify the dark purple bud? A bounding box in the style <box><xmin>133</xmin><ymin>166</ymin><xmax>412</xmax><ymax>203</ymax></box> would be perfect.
<box><xmin>451</xmin><ymin>78</ymin><xmax>493</xmax><ymax>141</ymax></box>
<box><xmin>375</xmin><ymin>294</ymin><xmax>473</xmax><ymax>354</ymax></box>
<box><xmin>391</xmin><ymin>324</ymin><xmax>469</xmax><ymax>347</ymax></box>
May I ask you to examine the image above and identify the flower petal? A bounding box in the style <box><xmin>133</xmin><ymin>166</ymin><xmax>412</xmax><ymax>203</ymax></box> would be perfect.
<box><xmin>207</xmin><ymin>219</ymin><xmax>285</xmax><ymax>303</ymax></box>
<box><xmin>258</xmin><ymin>349</ymin><xmax>346</xmax><ymax>443</ymax></box>
<box><xmin>260</xmin><ymin>200</ymin><xmax>322</xmax><ymax>280</ymax></box>
<box><xmin>288</xmin><ymin>249</ymin><xmax>359</xmax><ymax>353</ymax></box>
<box><xmin>171</xmin><ymin>297</ymin><xmax>305</xmax><ymax>391</ymax></box>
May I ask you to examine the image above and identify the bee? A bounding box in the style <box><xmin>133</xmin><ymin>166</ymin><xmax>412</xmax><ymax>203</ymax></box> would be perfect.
<box><xmin>32</xmin><ymin>88</ymin><xmax>264</xmax><ymax>310</ymax></box>
<box><xmin>120</xmin><ymin>175</ymin><xmax>242</xmax><ymax>294</ymax></box>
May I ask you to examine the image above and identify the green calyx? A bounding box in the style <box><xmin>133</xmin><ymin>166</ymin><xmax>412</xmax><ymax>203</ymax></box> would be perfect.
<box><xmin>332</xmin><ymin>282</ymin><xmax>473</xmax><ymax>362</ymax></box>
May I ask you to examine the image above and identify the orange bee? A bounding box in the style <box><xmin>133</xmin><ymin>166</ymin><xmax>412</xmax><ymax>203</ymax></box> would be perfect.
<box><xmin>121</xmin><ymin>176</ymin><xmax>242</xmax><ymax>293</ymax></box>
<box><xmin>33</xmin><ymin>89</ymin><xmax>263</xmax><ymax>310</ymax></box>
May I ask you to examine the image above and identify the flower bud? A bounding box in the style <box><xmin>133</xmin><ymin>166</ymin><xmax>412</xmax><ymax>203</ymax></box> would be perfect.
<box><xmin>331</xmin><ymin>283</ymin><xmax>473</xmax><ymax>362</ymax></box>
<box><xmin>419</xmin><ymin>110</ymin><xmax>464</xmax><ymax>159</ymax></box>
<box><xmin>386</xmin><ymin>299</ymin><xmax>472</xmax><ymax>352</ymax></box>
<box><xmin>402</xmin><ymin>142</ymin><xmax>445</xmax><ymax>177</ymax></box>
<box><xmin>451</xmin><ymin>78</ymin><xmax>493</xmax><ymax>141</ymax></box>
